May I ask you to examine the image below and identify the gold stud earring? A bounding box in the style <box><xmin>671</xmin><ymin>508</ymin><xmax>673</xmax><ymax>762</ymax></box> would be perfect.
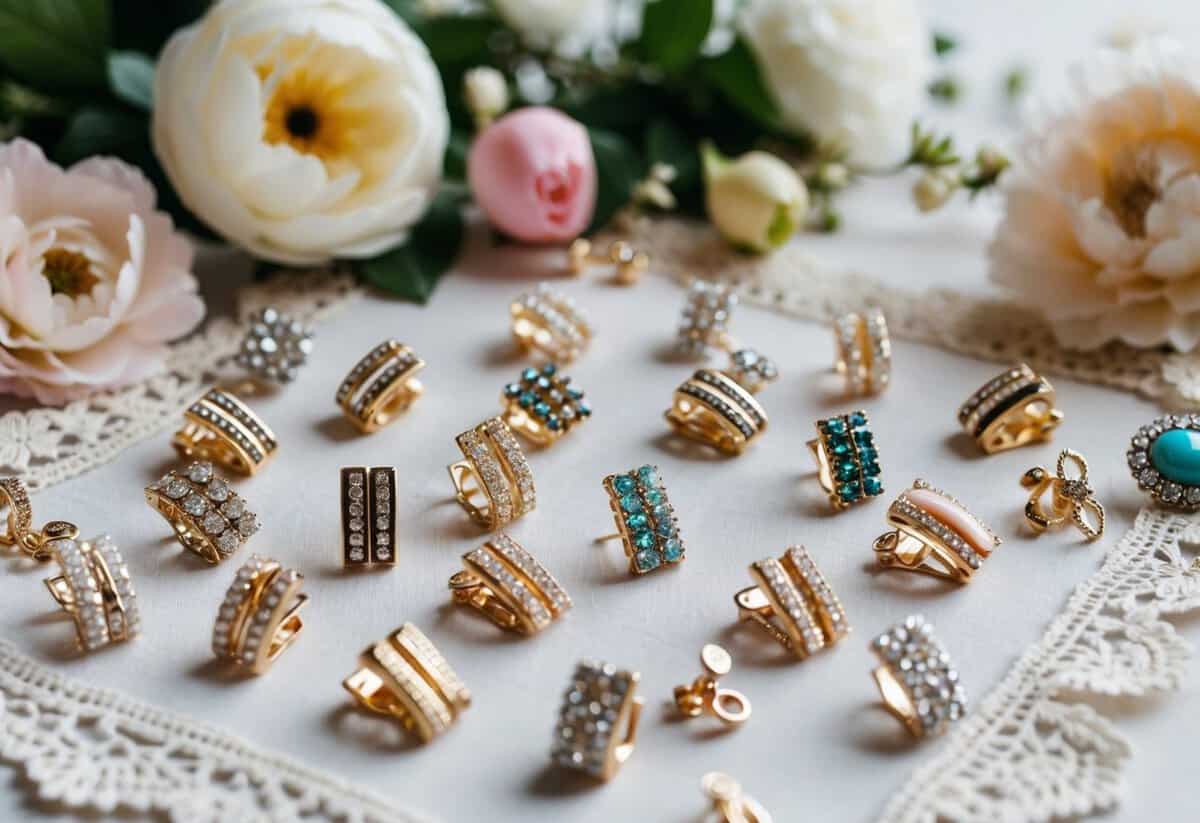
<box><xmin>567</xmin><ymin>238</ymin><xmax>649</xmax><ymax>285</ymax></box>
<box><xmin>672</xmin><ymin>644</ymin><xmax>751</xmax><ymax>727</ymax></box>
<box><xmin>1021</xmin><ymin>449</ymin><xmax>1104</xmax><ymax>541</ymax></box>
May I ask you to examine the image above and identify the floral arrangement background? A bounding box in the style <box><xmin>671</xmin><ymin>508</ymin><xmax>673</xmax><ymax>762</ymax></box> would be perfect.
<box><xmin>1</xmin><ymin>0</ymin><xmax>1198</xmax><ymax>405</ymax></box>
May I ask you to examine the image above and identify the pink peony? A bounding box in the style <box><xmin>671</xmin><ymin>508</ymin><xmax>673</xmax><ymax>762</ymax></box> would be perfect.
<box><xmin>0</xmin><ymin>140</ymin><xmax>204</xmax><ymax>404</ymax></box>
<box><xmin>467</xmin><ymin>106</ymin><xmax>597</xmax><ymax>243</ymax></box>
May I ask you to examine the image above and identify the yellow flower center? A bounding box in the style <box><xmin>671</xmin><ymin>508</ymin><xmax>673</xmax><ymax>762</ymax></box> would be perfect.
<box><xmin>1105</xmin><ymin>161</ymin><xmax>1159</xmax><ymax>238</ymax></box>
<box><xmin>41</xmin><ymin>248</ymin><xmax>99</xmax><ymax>297</ymax></box>
<box><xmin>250</xmin><ymin>32</ymin><xmax>414</xmax><ymax>193</ymax></box>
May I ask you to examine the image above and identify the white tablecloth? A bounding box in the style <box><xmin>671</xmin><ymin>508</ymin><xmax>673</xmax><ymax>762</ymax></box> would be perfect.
<box><xmin>4</xmin><ymin>2</ymin><xmax>1200</xmax><ymax>821</ymax></box>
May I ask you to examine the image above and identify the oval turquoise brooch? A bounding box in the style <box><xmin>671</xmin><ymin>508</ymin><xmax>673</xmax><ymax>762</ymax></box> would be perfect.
<box><xmin>1127</xmin><ymin>416</ymin><xmax>1200</xmax><ymax>508</ymax></box>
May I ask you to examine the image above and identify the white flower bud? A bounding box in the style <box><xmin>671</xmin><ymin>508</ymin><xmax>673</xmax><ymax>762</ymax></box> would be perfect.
<box><xmin>817</xmin><ymin>162</ymin><xmax>849</xmax><ymax>190</ymax></box>
<box><xmin>463</xmin><ymin>67</ymin><xmax>509</xmax><ymax>128</ymax></box>
<box><xmin>912</xmin><ymin>169</ymin><xmax>959</xmax><ymax>212</ymax></box>
<box><xmin>702</xmin><ymin>144</ymin><xmax>809</xmax><ymax>253</ymax></box>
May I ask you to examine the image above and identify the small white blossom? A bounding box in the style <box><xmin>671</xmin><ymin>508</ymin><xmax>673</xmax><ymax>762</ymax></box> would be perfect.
<box><xmin>912</xmin><ymin>170</ymin><xmax>959</xmax><ymax>212</ymax></box>
<box><xmin>463</xmin><ymin>67</ymin><xmax>509</xmax><ymax>129</ymax></box>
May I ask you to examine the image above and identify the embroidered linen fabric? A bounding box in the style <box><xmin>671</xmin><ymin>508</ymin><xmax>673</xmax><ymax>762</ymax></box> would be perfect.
<box><xmin>0</xmin><ymin>272</ymin><xmax>359</xmax><ymax>493</ymax></box>
<box><xmin>609</xmin><ymin>219</ymin><xmax>1200</xmax><ymax>409</ymax></box>
<box><xmin>880</xmin><ymin>509</ymin><xmax>1200</xmax><ymax>823</ymax></box>
<box><xmin>0</xmin><ymin>639</ymin><xmax>430</xmax><ymax>823</ymax></box>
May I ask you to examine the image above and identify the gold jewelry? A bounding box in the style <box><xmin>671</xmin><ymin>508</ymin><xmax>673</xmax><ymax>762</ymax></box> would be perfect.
<box><xmin>701</xmin><ymin>773</ymin><xmax>773</xmax><ymax>823</ymax></box>
<box><xmin>447</xmin><ymin>417</ymin><xmax>536</xmax><ymax>530</ymax></box>
<box><xmin>340</xmin><ymin>467</ymin><xmax>396</xmax><ymax>567</ymax></box>
<box><xmin>726</xmin><ymin>348</ymin><xmax>778</xmax><ymax>394</ymax></box>
<box><xmin>676</xmin><ymin>280</ymin><xmax>736</xmax><ymax>357</ymax></box>
<box><xmin>447</xmin><ymin>534</ymin><xmax>572</xmax><ymax>635</ymax></box>
<box><xmin>664</xmin><ymin>368</ymin><xmax>767</xmax><ymax>455</ymax></box>
<box><xmin>173</xmin><ymin>388</ymin><xmax>277</xmax><ymax>476</ymax></box>
<box><xmin>958</xmin><ymin>363</ymin><xmax>1063</xmax><ymax>454</ymax></box>
<box><xmin>550</xmin><ymin>660</ymin><xmax>643</xmax><ymax>781</ymax></box>
<box><xmin>870</xmin><ymin>615</ymin><xmax>966</xmax><ymax>739</ymax></box>
<box><xmin>502</xmin><ymin>363</ymin><xmax>591</xmax><ymax>446</ymax></box>
<box><xmin>511</xmin><ymin>284</ymin><xmax>592</xmax><ymax>363</ymax></box>
<box><xmin>45</xmin><ymin>534</ymin><xmax>140</xmax><ymax>653</ymax></box>
<box><xmin>672</xmin><ymin>644</ymin><xmax>751</xmax><ymax>727</ymax></box>
<box><xmin>211</xmin><ymin>554</ymin><xmax>306</xmax><ymax>675</ymax></box>
<box><xmin>734</xmin><ymin>545</ymin><xmax>849</xmax><ymax>660</ymax></box>
<box><xmin>342</xmin><ymin>623</ymin><xmax>471</xmax><ymax>744</ymax></box>
<box><xmin>1</xmin><ymin>476</ymin><xmax>51</xmax><ymax>561</ymax></box>
<box><xmin>335</xmin><ymin>340</ymin><xmax>425</xmax><ymax>433</ymax></box>
<box><xmin>873</xmin><ymin>479</ymin><xmax>1001</xmax><ymax>584</ymax></box>
<box><xmin>1021</xmin><ymin>449</ymin><xmax>1105</xmax><ymax>541</ymax></box>
<box><xmin>568</xmin><ymin>238</ymin><xmax>648</xmax><ymax>285</ymax></box>
<box><xmin>598</xmin><ymin>464</ymin><xmax>684</xmax><ymax>574</ymax></box>
<box><xmin>144</xmin><ymin>461</ymin><xmax>260</xmax><ymax>564</ymax></box>
<box><xmin>806</xmin><ymin>410</ymin><xmax>883</xmax><ymax>510</ymax></box>
<box><xmin>0</xmin><ymin>478</ymin><xmax>140</xmax><ymax>652</ymax></box>
<box><xmin>833</xmin><ymin>308</ymin><xmax>891</xmax><ymax>395</ymax></box>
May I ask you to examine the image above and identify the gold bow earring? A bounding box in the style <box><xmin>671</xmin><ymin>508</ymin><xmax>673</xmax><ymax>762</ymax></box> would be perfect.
<box><xmin>1020</xmin><ymin>449</ymin><xmax>1105</xmax><ymax>541</ymax></box>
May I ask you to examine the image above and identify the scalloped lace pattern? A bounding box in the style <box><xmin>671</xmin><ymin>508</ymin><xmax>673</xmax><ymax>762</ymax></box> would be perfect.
<box><xmin>613</xmin><ymin>218</ymin><xmax>1200</xmax><ymax>408</ymax></box>
<box><xmin>0</xmin><ymin>272</ymin><xmax>359</xmax><ymax>493</ymax></box>
<box><xmin>0</xmin><ymin>639</ymin><xmax>431</xmax><ymax>823</ymax></box>
<box><xmin>880</xmin><ymin>509</ymin><xmax>1200</xmax><ymax>822</ymax></box>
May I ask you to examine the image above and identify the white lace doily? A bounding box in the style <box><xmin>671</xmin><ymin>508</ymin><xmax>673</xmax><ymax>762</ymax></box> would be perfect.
<box><xmin>881</xmin><ymin>508</ymin><xmax>1200</xmax><ymax>822</ymax></box>
<box><xmin>0</xmin><ymin>272</ymin><xmax>359</xmax><ymax>494</ymax></box>
<box><xmin>614</xmin><ymin>219</ymin><xmax>1200</xmax><ymax>409</ymax></box>
<box><xmin>0</xmin><ymin>639</ymin><xmax>431</xmax><ymax>823</ymax></box>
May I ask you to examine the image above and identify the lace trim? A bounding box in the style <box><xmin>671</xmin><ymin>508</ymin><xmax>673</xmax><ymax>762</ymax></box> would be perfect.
<box><xmin>880</xmin><ymin>508</ymin><xmax>1200</xmax><ymax>822</ymax></box>
<box><xmin>613</xmin><ymin>218</ymin><xmax>1198</xmax><ymax>408</ymax></box>
<box><xmin>0</xmin><ymin>638</ymin><xmax>431</xmax><ymax>823</ymax></box>
<box><xmin>0</xmin><ymin>272</ymin><xmax>360</xmax><ymax>494</ymax></box>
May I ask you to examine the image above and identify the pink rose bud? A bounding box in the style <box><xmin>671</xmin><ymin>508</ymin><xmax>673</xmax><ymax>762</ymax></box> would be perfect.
<box><xmin>468</xmin><ymin>106</ymin><xmax>597</xmax><ymax>244</ymax></box>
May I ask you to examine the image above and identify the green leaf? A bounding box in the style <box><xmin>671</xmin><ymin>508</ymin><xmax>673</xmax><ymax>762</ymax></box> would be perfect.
<box><xmin>107</xmin><ymin>50</ymin><xmax>154</xmax><ymax>110</ymax></box>
<box><xmin>587</xmin><ymin>128</ymin><xmax>642</xmax><ymax>234</ymax></box>
<box><xmin>443</xmin><ymin>128</ymin><xmax>470</xmax><ymax>180</ymax></box>
<box><xmin>639</xmin><ymin>0</ymin><xmax>713</xmax><ymax>73</ymax></box>
<box><xmin>111</xmin><ymin>0</ymin><xmax>208</xmax><ymax>56</ymax></box>
<box><xmin>699</xmin><ymin>37</ymin><xmax>781</xmax><ymax>132</ymax></box>
<box><xmin>932</xmin><ymin>31</ymin><xmax>957</xmax><ymax>57</ymax></box>
<box><xmin>645</xmin><ymin>118</ymin><xmax>699</xmax><ymax>193</ymax></box>
<box><xmin>414</xmin><ymin>15</ymin><xmax>498</xmax><ymax>67</ymax></box>
<box><xmin>0</xmin><ymin>0</ymin><xmax>111</xmax><ymax>91</ymax></box>
<box><xmin>53</xmin><ymin>104</ymin><xmax>146</xmax><ymax>165</ymax></box>
<box><xmin>357</xmin><ymin>189</ymin><xmax>466</xmax><ymax>304</ymax></box>
<box><xmin>379</xmin><ymin>0</ymin><xmax>422</xmax><ymax>26</ymax></box>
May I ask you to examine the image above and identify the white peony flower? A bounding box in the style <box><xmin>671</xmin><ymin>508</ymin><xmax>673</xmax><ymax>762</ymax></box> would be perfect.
<box><xmin>990</xmin><ymin>40</ymin><xmax>1200</xmax><ymax>351</ymax></box>
<box><xmin>740</xmin><ymin>0</ymin><xmax>932</xmax><ymax>167</ymax></box>
<box><xmin>493</xmin><ymin>0</ymin><xmax>609</xmax><ymax>49</ymax></box>
<box><xmin>152</xmin><ymin>0</ymin><xmax>448</xmax><ymax>265</ymax></box>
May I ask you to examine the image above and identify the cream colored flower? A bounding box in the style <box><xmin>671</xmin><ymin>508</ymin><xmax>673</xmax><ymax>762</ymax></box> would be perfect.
<box><xmin>703</xmin><ymin>144</ymin><xmax>808</xmax><ymax>253</ymax></box>
<box><xmin>740</xmin><ymin>0</ymin><xmax>932</xmax><ymax>167</ymax></box>
<box><xmin>493</xmin><ymin>0</ymin><xmax>609</xmax><ymax>49</ymax></box>
<box><xmin>152</xmin><ymin>0</ymin><xmax>448</xmax><ymax>265</ymax></box>
<box><xmin>990</xmin><ymin>40</ymin><xmax>1200</xmax><ymax>351</ymax></box>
